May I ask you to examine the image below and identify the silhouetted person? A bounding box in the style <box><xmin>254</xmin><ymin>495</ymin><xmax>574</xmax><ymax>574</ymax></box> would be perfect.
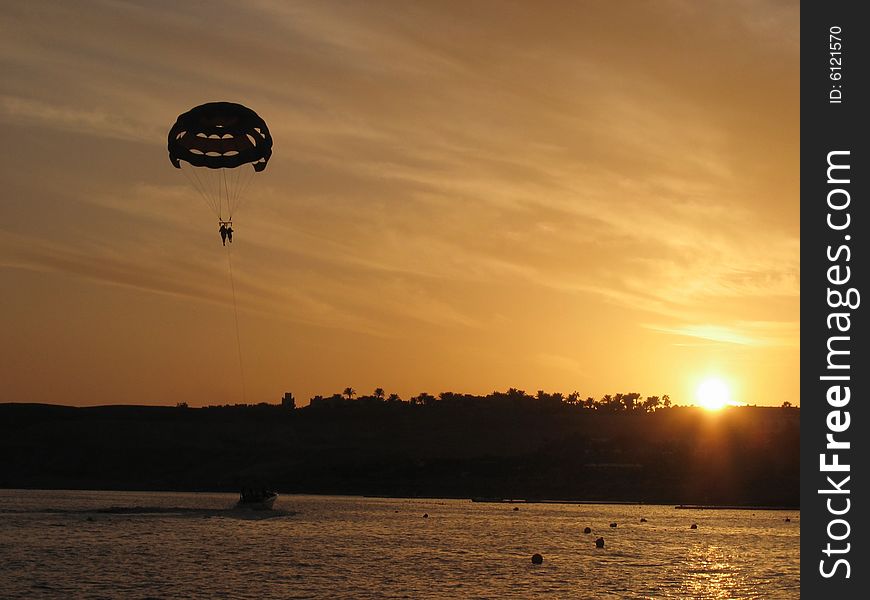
<box><xmin>219</xmin><ymin>223</ymin><xmax>228</xmax><ymax>246</ymax></box>
<box><xmin>226</xmin><ymin>225</ymin><xmax>233</xmax><ymax>244</ymax></box>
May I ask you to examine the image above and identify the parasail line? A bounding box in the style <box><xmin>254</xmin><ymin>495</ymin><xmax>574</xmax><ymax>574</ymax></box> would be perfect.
<box><xmin>231</xmin><ymin>167</ymin><xmax>256</xmax><ymax>218</ymax></box>
<box><xmin>180</xmin><ymin>166</ymin><xmax>211</xmax><ymax>214</ymax></box>
<box><xmin>221</xmin><ymin>168</ymin><xmax>229</xmax><ymax>221</ymax></box>
<box><xmin>226</xmin><ymin>244</ymin><xmax>247</xmax><ymax>404</ymax></box>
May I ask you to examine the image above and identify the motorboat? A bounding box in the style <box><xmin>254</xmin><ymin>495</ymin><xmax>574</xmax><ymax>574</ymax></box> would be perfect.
<box><xmin>237</xmin><ymin>488</ymin><xmax>278</xmax><ymax>510</ymax></box>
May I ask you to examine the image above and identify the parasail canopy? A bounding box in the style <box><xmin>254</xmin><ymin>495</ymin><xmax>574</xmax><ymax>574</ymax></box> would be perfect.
<box><xmin>167</xmin><ymin>102</ymin><xmax>272</xmax><ymax>222</ymax></box>
<box><xmin>168</xmin><ymin>101</ymin><xmax>272</xmax><ymax>171</ymax></box>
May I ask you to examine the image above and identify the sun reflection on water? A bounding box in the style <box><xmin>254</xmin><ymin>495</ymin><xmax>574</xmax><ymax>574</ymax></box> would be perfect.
<box><xmin>680</xmin><ymin>544</ymin><xmax>748</xmax><ymax>599</ymax></box>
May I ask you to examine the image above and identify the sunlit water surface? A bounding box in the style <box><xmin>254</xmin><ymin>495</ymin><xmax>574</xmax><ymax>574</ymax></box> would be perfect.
<box><xmin>0</xmin><ymin>490</ymin><xmax>798</xmax><ymax>599</ymax></box>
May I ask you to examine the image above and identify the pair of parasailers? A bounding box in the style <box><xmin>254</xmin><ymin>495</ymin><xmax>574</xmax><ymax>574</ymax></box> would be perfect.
<box><xmin>218</xmin><ymin>222</ymin><xmax>234</xmax><ymax>246</ymax></box>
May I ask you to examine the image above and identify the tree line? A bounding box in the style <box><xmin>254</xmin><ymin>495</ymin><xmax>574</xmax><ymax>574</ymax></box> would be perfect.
<box><xmin>300</xmin><ymin>387</ymin><xmax>672</xmax><ymax>412</ymax></box>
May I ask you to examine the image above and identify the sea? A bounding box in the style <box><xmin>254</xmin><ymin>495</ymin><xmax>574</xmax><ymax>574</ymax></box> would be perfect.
<box><xmin>0</xmin><ymin>490</ymin><xmax>799</xmax><ymax>599</ymax></box>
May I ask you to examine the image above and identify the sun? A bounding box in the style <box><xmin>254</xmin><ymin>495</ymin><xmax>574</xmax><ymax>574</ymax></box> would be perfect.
<box><xmin>696</xmin><ymin>378</ymin><xmax>732</xmax><ymax>411</ymax></box>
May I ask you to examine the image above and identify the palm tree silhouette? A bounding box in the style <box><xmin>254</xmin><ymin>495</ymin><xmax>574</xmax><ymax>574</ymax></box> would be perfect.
<box><xmin>374</xmin><ymin>388</ymin><xmax>385</xmax><ymax>400</ymax></box>
<box><xmin>643</xmin><ymin>396</ymin><xmax>661</xmax><ymax>412</ymax></box>
<box><xmin>415</xmin><ymin>392</ymin><xmax>436</xmax><ymax>406</ymax></box>
<box><xmin>343</xmin><ymin>387</ymin><xmax>356</xmax><ymax>401</ymax></box>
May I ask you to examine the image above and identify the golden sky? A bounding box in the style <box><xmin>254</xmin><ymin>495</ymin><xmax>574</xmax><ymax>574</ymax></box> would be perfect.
<box><xmin>0</xmin><ymin>1</ymin><xmax>799</xmax><ymax>407</ymax></box>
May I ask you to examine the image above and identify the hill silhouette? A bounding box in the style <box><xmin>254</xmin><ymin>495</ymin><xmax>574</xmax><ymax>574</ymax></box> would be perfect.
<box><xmin>0</xmin><ymin>390</ymin><xmax>798</xmax><ymax>506</ymax></box>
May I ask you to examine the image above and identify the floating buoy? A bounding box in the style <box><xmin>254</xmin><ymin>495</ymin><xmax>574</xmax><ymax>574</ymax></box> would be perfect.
<box><xmin>513</xmin><ymin>507</ymin><xmax>519</xmax><ymax>511</ymax></box>
<box><xmin>531</xmin><ymin>553</ymin><xmax>543</xmax><ymax>564</ymax></box>
<box><xmin>785</xmin><ymin>517</ymin><xmax>791</xmax><ymax>522</ymax></box>
<box><xmin>423</xmin><ymin>513</ymin><xmax>429</xmax><ymax>518</ymax></box>
<box><xmin>583</xmin><ymin>526</ymin><xmax>592</xmax><ymax>534</ymax></box>
<box><xmin>609</xmin><ymin>522</ymin><xmax>617</xmax><ymax>528</ymax></box>
<box><xmin>640</xmin><ymin>518</ymin><xmax>647</xmax><ymax>523</ymax></box>
<box><xmin>595</xmin><ymin>537</ymin><xmax>605</xmax><ymax>548</ymax></box>
<box><xmin>690</xmin><ymin>523</ymin><xmax>698</xmax><ymax>529</ymax></box>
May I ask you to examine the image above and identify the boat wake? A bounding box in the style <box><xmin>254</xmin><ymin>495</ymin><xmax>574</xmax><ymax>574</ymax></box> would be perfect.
<box><xmin>1</xmin><ymin>506</ymin><xmax>297</xmax><ymax>520</ymax></box>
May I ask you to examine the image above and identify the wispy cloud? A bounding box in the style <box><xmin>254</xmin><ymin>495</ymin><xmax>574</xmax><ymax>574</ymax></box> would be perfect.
<box><xmin>0</xmin><ymin>95</ymin><xmax>158</xmax><ymax>143</ymax></box>
<box><xmin>645</xmin><ymin>321</ymin><xmax>799</xmax><ymax>347</ymax></box>
<box><xmin>535</xmin><ymin>353</ymin><xmax>587</xmax><ymax>375</ymax></box>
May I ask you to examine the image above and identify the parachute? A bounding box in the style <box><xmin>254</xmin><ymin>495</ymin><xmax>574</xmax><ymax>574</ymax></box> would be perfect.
<box><xmin>167</xmin><ymin>102</ymin><xmax>272</xmax><ymax>404</ymax></box>
<box><xmin>167</xmin><ymin>102</ymin><xmax>272</xmax><ymax>223</ymax></box>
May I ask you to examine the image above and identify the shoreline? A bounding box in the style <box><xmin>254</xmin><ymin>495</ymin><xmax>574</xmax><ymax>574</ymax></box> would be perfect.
<box><xmin>0</xmin><ymin>487</ymin><xmax>800</xmax><ymax>510</ymax></box>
